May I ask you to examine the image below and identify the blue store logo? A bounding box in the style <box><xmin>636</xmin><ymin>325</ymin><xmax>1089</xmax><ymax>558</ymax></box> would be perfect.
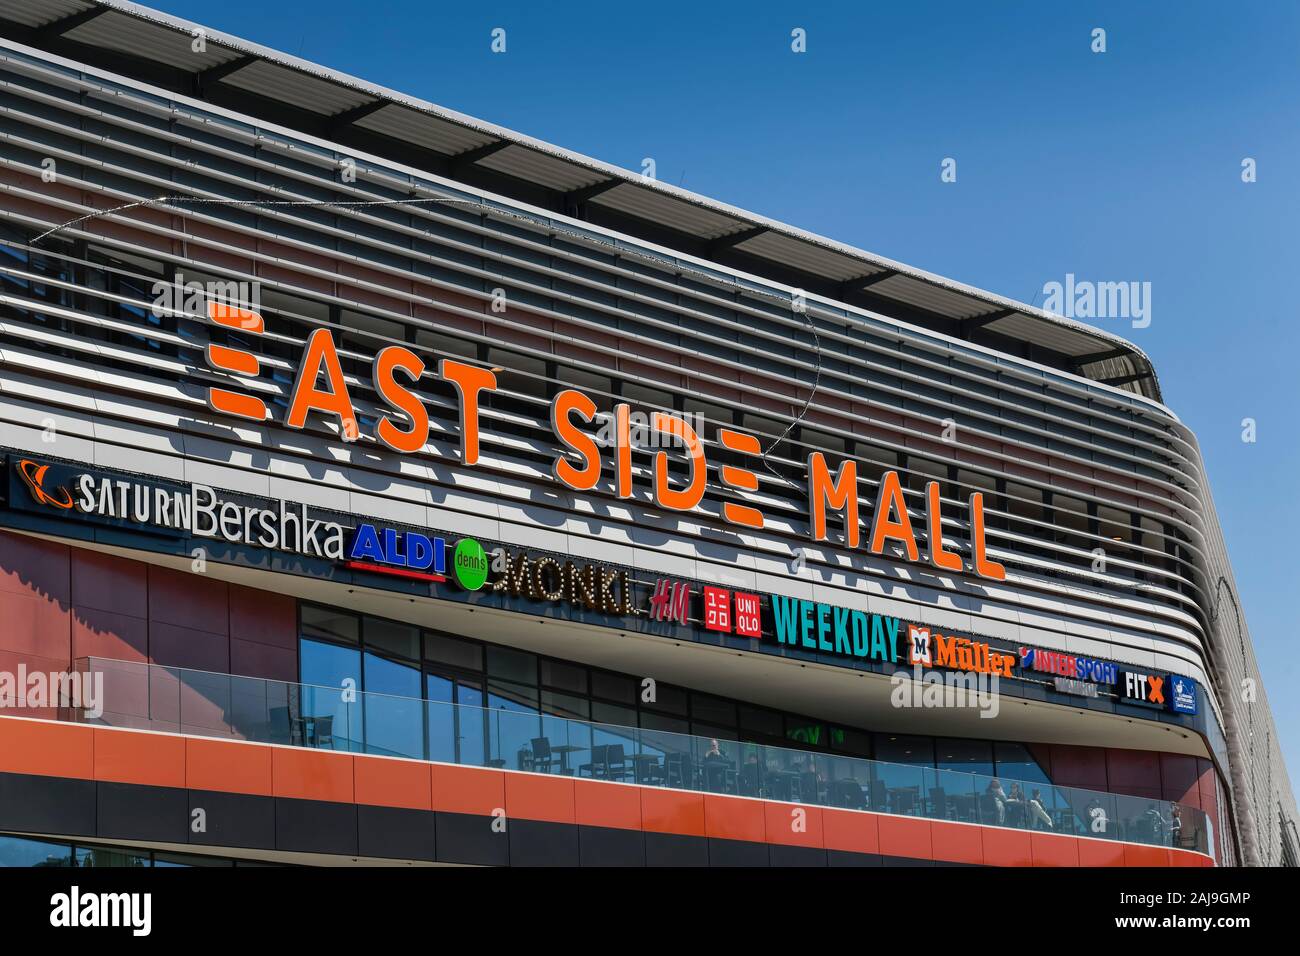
<box><xmin>346</xmin><ymin>523</ymin><xmax>446</xmax><ymax>581</ymax></box>
<box><xmin>1169</xmin><ymin>676</ymin><xmax>1198</xmax><ymax>715</ymax></box>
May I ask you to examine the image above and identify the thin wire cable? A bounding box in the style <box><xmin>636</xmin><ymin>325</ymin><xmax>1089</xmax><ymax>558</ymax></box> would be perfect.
<box><xmin>29</xmin><ymin>193</ymin><xmax>485</xmax><ymax>246</ymax></box>
<box><xmin>759</xmin><ymin>299</ymin><xmax>823</xmax><ymax>491</ymax></box>
<box><xmin>32</xmin><ymin>189</ymin><xmax>828</xmax><ymax>492</ymax></box>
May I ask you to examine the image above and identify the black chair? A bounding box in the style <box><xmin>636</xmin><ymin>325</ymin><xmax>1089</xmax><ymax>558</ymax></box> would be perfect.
<box><xmin>579</xmin><ymin>744</ymin><xmax>609</xmax><ymax>778</ymax></box>
<box><xmin>1006</xmin><ymin>800</ymin><xmax>1028</xmax><ymax>829</ymax></box>
<box><xmin>893</xmin><ymin>788</ymin><xmax>917</xmax><ymax>816</ymax></box>
<box><xmin>739</xmin><ymin>762</ymin><xmax>762</xmax><ymax>797</ymax></box>
<box><xmin>800</xmin><ymin>772</ymin><xmax>823</xmax><ymax>805</ymax></box>
<box><xmin>310</xmin><ymin>716</ymin><xmax>334</xmax><ymax>750</ymax></box>
<box><xmin>530</xmin><ymin>737</ymin><xmax>559</xmax><ymax>774</ymax></box>
<box><xmin>868</xmin><ymin>780</ymin><xmax>888</xmax><ymax>812</ymax></box>
<box><xmin>604</xmin><ymin>743</ymin><xmax>631</xmax><ymax>781</ymax></box>
<box><xmin>929</xmin><ymin>787</ymin><xmax>953</xmax><ymax>819</ymax></box>
<box><xmin>269</xmin><ymin>706</ymin><xmax>293</xmax><ymax>745</ymax></box>
<box><xmin>977</xmin><ymin>792</ymin><xmax>1003</xmax><ymax>826</ymax></box>
<box><xmin>634</xmin><ymin>753</ymin><xmax>665</xmax><ymax>785</ymax></box>
<box><xmin>665</xmin><ymin>753</ymin><xmax>695</xmax><ymax>789</ymax></box>
<box><xmin>769</xmin><ymin>771</ymin><xmax>795</xmax><ymax>802</ymax></box>
<box><xmin>703</xmin><ymin>758</ymin><xmax>730</xmax><ymax>793</ymax></box>
<box><xmin>830</xmin><ymin>779</ymin><xmax>867</xmax><ymax>810</ymax></box>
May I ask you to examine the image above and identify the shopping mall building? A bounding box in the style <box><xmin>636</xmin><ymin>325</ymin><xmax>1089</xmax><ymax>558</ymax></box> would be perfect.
<box><xmin>0</xmin><ymin>0</ymin><xmax>1294</xmax><ymax>868</ymax></box>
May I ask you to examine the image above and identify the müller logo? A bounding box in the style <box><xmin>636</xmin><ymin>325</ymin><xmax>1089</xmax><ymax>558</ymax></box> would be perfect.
<box><xmin>199</xmin><ymin>301</ymin><xmax>1008</xmax><ymax>583</ymax></box>
<box><xmin>16</xmin><ymin>458</ymin><xmax>74</xmax><ymax>509</ymax></box>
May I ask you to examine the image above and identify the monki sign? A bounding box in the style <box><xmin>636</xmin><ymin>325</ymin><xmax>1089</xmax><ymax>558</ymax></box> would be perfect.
<box><xmin>204</xmin><ymin>302</ymin><xmax>1006</xmax><ymax>582</ymax></box>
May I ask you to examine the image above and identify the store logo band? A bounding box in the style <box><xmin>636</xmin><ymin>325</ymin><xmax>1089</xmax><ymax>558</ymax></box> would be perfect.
<box><xmin>17</xmin><ymin>459</ymin><xmax>73</xmax><ymax>510</ymax></box>
<box><xmin>199</xmin><ymin>302</ymin><xmax>1006</xmax><ymax>583</ymax></box>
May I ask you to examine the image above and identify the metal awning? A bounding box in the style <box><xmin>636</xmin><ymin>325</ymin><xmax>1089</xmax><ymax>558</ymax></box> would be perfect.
<box><xmin>0</xmin><ymin>0</ymin><xmax>1162</xmax><ymax>401</ymax></box>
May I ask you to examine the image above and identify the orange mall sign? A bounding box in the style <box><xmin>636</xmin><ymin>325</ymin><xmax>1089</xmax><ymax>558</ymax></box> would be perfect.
<box><xmin>203</xmin><ymin>302</ymin><xmax>1006</xmax><ymax>582</ymax></box>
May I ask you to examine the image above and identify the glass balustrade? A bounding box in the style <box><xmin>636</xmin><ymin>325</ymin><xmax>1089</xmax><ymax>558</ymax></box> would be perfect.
<box><xmin>69</xmin><ymin>656</ymin><xmax>1212</xmax><ymax>858</ymax></box>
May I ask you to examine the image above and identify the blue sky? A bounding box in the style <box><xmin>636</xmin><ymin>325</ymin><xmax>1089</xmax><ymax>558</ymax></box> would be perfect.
<box><xmin>157</xmin><ymin>0</ymin><xmax>1300</xmax><ymax>772</ymax></box>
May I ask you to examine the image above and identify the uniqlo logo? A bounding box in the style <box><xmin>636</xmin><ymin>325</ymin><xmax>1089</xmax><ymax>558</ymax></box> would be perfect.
<box><xmin>703</xmin><ymin>586</ymin><xmax>731</xmax><ymax>632</ymax></box>
<box><xmin>733</xmin><ymin>592</ymin><xmax>761</xmax><ymax>637</ymax></box>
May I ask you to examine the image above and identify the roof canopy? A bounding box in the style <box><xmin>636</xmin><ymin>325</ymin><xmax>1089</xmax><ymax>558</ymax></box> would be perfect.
<box><xmin>0</xmin><ymin>0</ymin><xmax>1160</xmax><ymax>401</ymax></box>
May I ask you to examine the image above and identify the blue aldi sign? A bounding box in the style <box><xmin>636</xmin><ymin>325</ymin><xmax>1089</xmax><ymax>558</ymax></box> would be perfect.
<box><xmin>1169</xmin><ymin>675</ymin><xmax>1198</xmax><ymax>715</ymax></box>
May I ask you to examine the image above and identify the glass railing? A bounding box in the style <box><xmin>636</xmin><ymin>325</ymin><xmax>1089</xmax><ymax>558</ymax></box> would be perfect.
<box><xmin>69</xmin><ymin>657</ymin><xmax>1212</xmax><ymax>858</ymax></box>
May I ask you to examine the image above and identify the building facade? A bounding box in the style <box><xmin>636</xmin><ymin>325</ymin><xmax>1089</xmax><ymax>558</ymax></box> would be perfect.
<box><xmin>0</xmin><ymin>0</ymin><xmax>1293</xmax><ymax>867</ymax></box>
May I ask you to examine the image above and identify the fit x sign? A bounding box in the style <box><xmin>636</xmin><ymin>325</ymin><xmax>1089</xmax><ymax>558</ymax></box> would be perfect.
<box><xmin>1119</xmin><ymin>669</ymin><xmax>1166</xmax><ymax>708</ymax></box>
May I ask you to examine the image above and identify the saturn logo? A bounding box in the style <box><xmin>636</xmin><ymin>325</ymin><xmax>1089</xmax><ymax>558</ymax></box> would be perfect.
<box><xmin>17</xmin><ymin>459</ymin><xmax>74</xmax><ymax>510</ymax></box>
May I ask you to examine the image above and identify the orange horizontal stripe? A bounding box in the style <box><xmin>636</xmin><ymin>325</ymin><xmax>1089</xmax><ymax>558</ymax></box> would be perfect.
<box><xmin>209</xmin><ymin>388</ymin><xmax>267</xmax><ymax>421</ymax></box>
<box><xmin>723</xmin><ymin>501</ymin><xmax>764</xmax><ymax>528</ymax></box>
<box><xmin>720</xmin><ymin>464</ymin><xmax>759</xmax><ymax>491</ymax></box>
<box><xmin>207</xmin><ymin>301</ymin><xmax>264</xmax><ymax>333</ymax></box>
<box><xmin>206</xmin><ymin>344</ymin><xmax>260</xmax><ymax>376</ymax></box>
<box><xmin>719</xmin><ymin>428</ymin><xmax>761</xmax><ymax>455</ymax></box>
<box><xmin>0</xmin><ymin>719</ymin><xmax>1218</xmax><ymax>865</ymax></box>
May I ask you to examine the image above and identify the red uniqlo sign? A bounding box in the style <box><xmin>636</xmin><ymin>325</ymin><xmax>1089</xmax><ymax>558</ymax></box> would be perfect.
<box><xmin>703</xmin><ymin>586</ymin><xmax>731</xmax><ymax>632</ymax></box>
<box><xmin>733</xmin><ymin>591</ymin><xmax>761</xmax><ymax>637</ymax></box>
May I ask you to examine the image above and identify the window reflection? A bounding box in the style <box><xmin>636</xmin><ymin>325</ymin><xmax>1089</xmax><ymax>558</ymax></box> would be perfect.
<box><xmin>290</xmin><ymin>603</ymin><xmax>1207</xmax><ymax>853</ymax></box>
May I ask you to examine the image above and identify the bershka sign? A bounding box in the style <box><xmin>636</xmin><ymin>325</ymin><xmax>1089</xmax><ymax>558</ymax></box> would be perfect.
<box><xmin>55</xmin><ymin>467</ymin><xmax>345</xmax><ymax>559</ymax></box>
<box><xmin>200</xmin><ymin>302</ymin><xmax>1006</xmax><ymax>583</ymax></box>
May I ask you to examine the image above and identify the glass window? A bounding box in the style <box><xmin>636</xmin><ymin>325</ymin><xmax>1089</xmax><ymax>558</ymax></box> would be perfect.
<box><xmin>738</xmin><ymin>705</ymin><xmax>783</xmax><ymax>738</ymax></box>
<box><xmin>366</xmin><ymin>619</ymin><xmax>419</xmax><ymax>661</ymax></box>
<box><xmin>74</xmin><ymin>845</ymin><xmax>150</xmax><ymax>868</ymax></box>
<box><xmin>691</xmin><ymin>694</ymin><xmax>737</xmax><ymax>728</ymax></box>
<box><xmin>363</xmin><ymin>653</ymin><xmax>423</xmax><ymax>759</ymax></box>
<box><xmin>592</xmin><ymin>700</ymin><xmax>637</xmax><ymax>729</ymax></box>
<box><xmin>936</xmin><ymin>737</ymin><xmax>994</xmax><ymax>776</ymax></box>
<box><xmin>301</xmin><ymin>607</ymin><xmax>359</xmax><ymax>646</ymax></box>
<box><xmin>153</xmin><ymin>852</ymin><xmax>234</xmax><ymax>867</ymax></box>
<box><xmin>0</xmin><ymin>835</ymin><xmax>73</xmax><ymax>867</ymax></box>
<box><xmin>540</xmin><ymin>659</ymin><xmax>587</xmax><ymax>695</ymax></box>
<box><xmin>994</xmin><ymin>742</ymin><xmax>1051</xmax><ymax>785</ymax></box>
<box><xmin>785</xmin><ymin>718</ymin><xmax>828</xmax><ymax>749</ymax></box>
<box><xmin>639</xmin><ymin>711</ymin><xmax>689</xmax><ymax>735</ymax></box>
<box><xmin>830</xmin><ymin>726</ymin><xmax>873</xmax><ymax>758</ymax></box>
<box><xmin>643</xmin><ymin>682</ymin><xmax>688</xmax><ymax>716</ymax></box>
<box><xmin>541</xmin><ymin>689</ymin><xmax>590</xmax><ymax>721</ymax></box>
<box><xmin>424</xmin><ymin>632</ymin><xmax>483</xmax><ymax>671</ymax></box>
<box><xmin>425</xmin><ymin>673</ymin><xmax>456</xmax><ymax>764</ymax></box>
<box><xmin>874</xmin><ymin>733</ymin><xmax>934</xmax><ymax>766</ymax></box>
<box><xmin>300</xmin><ymin>638</ymin><xmax>361</xmax><ymax>752</ymax></box>
<box><xmin>591</xmin><ymin>670</ymin><xmax>636</xmax><ymax>704</ymax></box>
<box><xmin>486</xmin><ymin>646</ymin><xmax>537</xmax><ymax>686</ymax></box>
<box><xmin>455</xmin><ymin>681</ymin><xmax>488</xmax><ymax>766</ymax></box>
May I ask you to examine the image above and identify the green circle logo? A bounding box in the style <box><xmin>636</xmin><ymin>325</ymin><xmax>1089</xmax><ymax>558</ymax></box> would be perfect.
<box><xmin>452</xmin><ymin>538</ymin><xmax>488</xmax><ymax>591</ymax></box>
